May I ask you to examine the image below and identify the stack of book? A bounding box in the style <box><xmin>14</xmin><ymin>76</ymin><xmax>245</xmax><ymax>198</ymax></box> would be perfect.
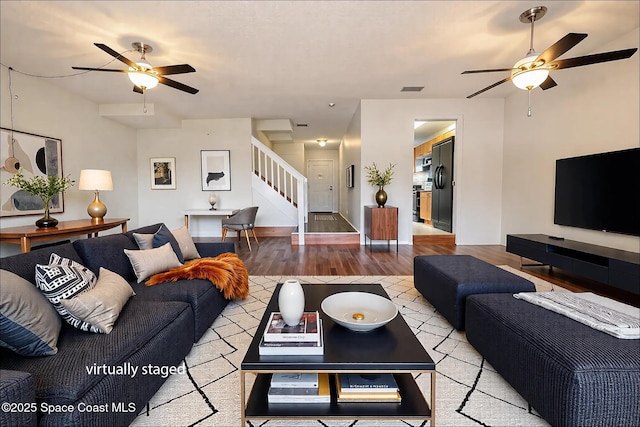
<box><xmin>267</xmin><ymin>372</ymin><xmax>330</xmax><ymax>404</ymax></box>
<box><xmin>336</xmin><ymin>373</ymin><xmax>401</xmax><ymax>403</ymax></box>
<box><xmin>258</xmin><ymin>311</ymin><xmax>324</xmax><ymax>355</ymax></box>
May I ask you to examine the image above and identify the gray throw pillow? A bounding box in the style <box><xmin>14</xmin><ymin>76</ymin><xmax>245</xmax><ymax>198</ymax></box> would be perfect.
<box><xmin>60</xmin><ymin>268</ymin><xmax>135</xmax><ymax>334</ymax></box>
<box><xmin>0</xmin><ymin>269</ymin><xmax>62</xmax><ymax>356</ymax></box>
<box><xmin>171</xmin><ymin>226</ymin><xmax>201</xmax><ymax>260</ymax></box>
<box><xmin>124</xmin><ymin>243</ymin><xmax>182</xmax><ymax>283</ymax></box>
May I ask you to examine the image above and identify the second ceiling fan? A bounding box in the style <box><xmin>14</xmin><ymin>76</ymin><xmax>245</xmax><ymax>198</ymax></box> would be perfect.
<box><xmin>462</xmin><ymin>6</ymin><xmax>637</xmax><ymax>99</ymax></box>
<box><xmin>73</xmin><ymin>42</ymin><xmax>199</xmax><ymax>94</ymax></box>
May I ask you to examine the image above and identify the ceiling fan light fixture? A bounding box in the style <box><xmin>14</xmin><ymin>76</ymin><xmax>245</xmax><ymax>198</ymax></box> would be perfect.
<box><xmin>128</xmin><ymin>69</ymin><xmax>159</xmax><ymax>90</ymax></box>
<box><xmin>511</xmin><ymin>53</ymin><xmax>549</xmax><ymax>90</ymax></box>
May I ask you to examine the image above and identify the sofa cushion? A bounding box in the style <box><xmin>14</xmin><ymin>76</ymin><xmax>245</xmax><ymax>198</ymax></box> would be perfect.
<box><xmin>73</xmin><ymin>233</ymin><xmax>139</xmax><ymax>282</ymax></box>
<box><xmin>0</xmin><ymin>269</ymin><xmax>61</xmax><ymax>356</ymax></box>
<box><xmin>60</xmin><ymin>268</ymin><xmax>135</xmax><ymax>334</ymax></box>
<box><xmin>124</xmin><ymin>243</ymin><xmax>182</xmax><ymax>283</ymax></box>
<box><xmin>0</xmin><ymin>298</ymin><xmax>193</xmax><ymax>404</ymax></box>
<box><xmin>0</xmin><ymin>243</ymin><xmax>83</xmax><ymax>285</ymax></box>
<box><xmin>0</xmin><ymin>370</ymin><xmax>36</xmax><ymax>427</ymax></box>
<box><xmin>35</xmin><ymin>254</ymin><xmax>100</xmax><ymax>333</ymax></box>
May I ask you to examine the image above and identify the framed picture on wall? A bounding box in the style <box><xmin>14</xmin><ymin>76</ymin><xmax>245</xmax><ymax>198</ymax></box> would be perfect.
<box><xmin>346</xmin><ymin>164</ymin><xmax>355</xmax><ymax>188</ymax></box>
<box><xmin>0</xmin><ymin>128</ymin><xmax>65</xmax><ymax>217</ymax></box>
<box><xmin>201</xmin><ymin>150</ymin><xmax>231</xmax><ymax>191</ymax></box>
<box><xmin>150</xmin><ymin>157</ymin><xmax>176</xmax><ymax>190</ymax></box>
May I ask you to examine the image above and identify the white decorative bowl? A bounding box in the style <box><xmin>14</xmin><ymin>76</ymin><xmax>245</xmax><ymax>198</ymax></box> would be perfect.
<box><xmin>321</xmin><ymin>292</ymin><xmax>398</xmax><ymax>332</ymax></box>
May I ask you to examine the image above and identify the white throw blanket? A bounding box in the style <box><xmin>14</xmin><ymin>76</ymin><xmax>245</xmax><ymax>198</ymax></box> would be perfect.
<box><xmin>514</xmin><ymin>292</ymin><xmax>640</xmax><ymax>339</ymax></box>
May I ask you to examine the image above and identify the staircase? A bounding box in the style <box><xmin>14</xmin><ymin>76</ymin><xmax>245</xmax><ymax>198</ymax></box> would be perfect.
<box><xmin>251</xmin><ymin>137</ymin><xmax>308</xmax><ymax>245</ymax></box>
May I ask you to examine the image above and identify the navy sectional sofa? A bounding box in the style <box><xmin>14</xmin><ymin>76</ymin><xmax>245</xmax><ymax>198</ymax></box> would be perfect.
<box><xmin>0</xmin><ymin>223</ymin><xmax>235</xmax><ymax>427</ymax></box>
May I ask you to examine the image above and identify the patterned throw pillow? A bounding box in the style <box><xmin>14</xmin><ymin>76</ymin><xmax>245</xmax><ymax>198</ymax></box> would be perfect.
<box><xmin>35</xmin><ymin>253</ymin><xmax>99</xmax><ymax>332</ymax></box>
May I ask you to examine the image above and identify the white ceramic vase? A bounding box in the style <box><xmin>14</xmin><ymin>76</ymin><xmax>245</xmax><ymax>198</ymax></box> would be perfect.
<box><xmin>278</xmin><ymin>279</ymin><xmax>305</xmax><ymax>326</ymax></box>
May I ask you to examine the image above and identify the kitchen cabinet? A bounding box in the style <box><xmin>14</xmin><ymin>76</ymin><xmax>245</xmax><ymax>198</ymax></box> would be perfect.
<box><xmin>420</xmin><ymin>191</ymin><xmax>432</xmax><ymax>224</ymax></box>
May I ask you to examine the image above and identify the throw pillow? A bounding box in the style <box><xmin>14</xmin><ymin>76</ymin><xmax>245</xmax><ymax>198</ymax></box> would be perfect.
<box><xmin>35</xmin><ymin>253</ymin><xmax>99</xmax><ymax>333</ymax></box>
<box><xmin>171</xmin><ymin>226</ymin><xmax>201</xmax><ymax>260</ymax></box>
<box><xmin>124</xmin><ymin>242</ymin><xmax>182</xmax><ymax>283</ymax></box>
<box><xmin>60</xmin><ymin>268</ymin><xmax>135</xmax><ymax>334</ymax></box>
<box><xmin>0</xmin><ymin>269</ymin><xmax>62</xmax><ymax>356</ymax></box>
<box><xmin>152</xmin><ymin>224</ymin><xmax>184</xmax><ymax>263</ymax></box>
<box><xmin>132</xmin><ymin>231</ymin><xmax>155</xmax><ymax>250</ymax></box>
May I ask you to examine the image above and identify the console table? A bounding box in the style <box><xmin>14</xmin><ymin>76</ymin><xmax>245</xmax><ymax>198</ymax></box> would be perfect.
<box><xmin>0</xmin><ymin>218</ymin><xmax>129</xmax><ymax>253</ymax></box>
<box><xmin>183</xmin><ymin>209</ymin><xmax>237</xmax><ymax>229</ymax></box>
<box><xmin>506</xmin><ymin>234</ymin><xmax>640</xmax><ymax>295</ymax></box>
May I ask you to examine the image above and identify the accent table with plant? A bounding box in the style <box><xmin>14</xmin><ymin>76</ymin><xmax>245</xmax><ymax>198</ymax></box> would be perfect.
<box><xmin>3</xmin><ymin>168</ymin><xmax>74</xmax><ymax>228</ymax></box>
<box><xmin>364</xmin><ymin>162</ymin><xmax>396</xmax><ymax>207</ymax></box>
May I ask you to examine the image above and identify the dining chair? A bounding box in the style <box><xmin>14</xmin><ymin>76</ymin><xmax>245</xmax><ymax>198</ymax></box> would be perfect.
<box><xmin>221</xmin><ymin>206</ymin><xmax>259</xmax><ymax>250</ymax></box>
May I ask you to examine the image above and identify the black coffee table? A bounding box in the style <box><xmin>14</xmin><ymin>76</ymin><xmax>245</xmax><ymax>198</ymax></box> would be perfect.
<box><xmin>240</xmin><ymin>283</ymin><xmax>436</xmax><ymax>426</ymax></box>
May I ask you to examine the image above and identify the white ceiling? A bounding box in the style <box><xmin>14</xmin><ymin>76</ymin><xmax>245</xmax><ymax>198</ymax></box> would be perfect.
<box><xmin>1</xmin><ymin>1</ymin><xmax>638</xmax><ymax>149</ymax></box>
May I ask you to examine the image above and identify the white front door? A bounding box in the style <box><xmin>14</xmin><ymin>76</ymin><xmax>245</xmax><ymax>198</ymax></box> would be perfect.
<box><xmin>307</xmin><ymin>159</ymin><xmax>334</xmax><ymax>212</ymax></box>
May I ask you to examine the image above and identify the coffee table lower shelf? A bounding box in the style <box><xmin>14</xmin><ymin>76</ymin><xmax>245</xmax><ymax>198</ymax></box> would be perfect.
<box><xmin>243</xmin><ymin>372</ymin><xmax>431</xmax><ymax>421</ymax></box>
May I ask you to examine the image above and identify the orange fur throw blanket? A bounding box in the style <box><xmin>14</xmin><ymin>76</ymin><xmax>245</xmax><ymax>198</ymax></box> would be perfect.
<box><xmin>145</xmin><ymin>253</ymin><xmax>249</xmax><ymax>300</ymax></box>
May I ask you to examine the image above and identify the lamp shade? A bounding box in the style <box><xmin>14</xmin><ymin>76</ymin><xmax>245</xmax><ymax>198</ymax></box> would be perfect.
<box><xmin>79</xmin><ymin>169</ymin><xmax>113</xmax><ymax>191</ymax></box>
<box><xmin>511</xmin><ymin>53</ymin><xmax>549</xmax><ymax>90</ymax></box>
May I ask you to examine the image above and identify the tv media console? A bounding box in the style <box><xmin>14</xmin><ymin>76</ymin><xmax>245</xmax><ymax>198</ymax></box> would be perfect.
<box><xmin>506</xmin><ymin>234</ymin><xmax>640</xmax><ymax>295</ymax></box>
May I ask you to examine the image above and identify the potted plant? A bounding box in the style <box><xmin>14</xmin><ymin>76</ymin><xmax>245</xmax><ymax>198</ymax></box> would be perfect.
<box><xmin>364</xmin><ymin>162</ymin><xmax>395</xmax><ymax>207</ymax></box>
<box><xmin>3</xmin><ymin>168</ymin><xmax>74</xmax><ymax>227</ymax></box>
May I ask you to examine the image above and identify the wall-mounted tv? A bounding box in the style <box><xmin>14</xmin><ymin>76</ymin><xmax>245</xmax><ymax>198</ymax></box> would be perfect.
<box><xmin>554</xmin><ymin>147</ymin><xmax>640</xmax><ymax>236</ymax></box>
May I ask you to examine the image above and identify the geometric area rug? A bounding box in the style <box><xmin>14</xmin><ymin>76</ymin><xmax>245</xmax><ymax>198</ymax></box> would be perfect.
<box><xmin>130</xmin><ymin>275</ymin><xmax>551</xmax><ymax>427</ymax></box>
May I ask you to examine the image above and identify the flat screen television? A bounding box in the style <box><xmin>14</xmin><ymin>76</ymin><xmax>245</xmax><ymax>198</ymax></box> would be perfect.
<box><xmin>554</xmin><ymin>147</ymin><xmax>640</xmax><ymax>236</ymax></box>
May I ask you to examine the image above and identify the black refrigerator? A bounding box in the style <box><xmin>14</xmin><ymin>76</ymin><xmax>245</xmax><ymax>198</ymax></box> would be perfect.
<box><xmin>431</xmin><ymin>137</ymin><xmax>454</xmax><ymax>232</ymax></box>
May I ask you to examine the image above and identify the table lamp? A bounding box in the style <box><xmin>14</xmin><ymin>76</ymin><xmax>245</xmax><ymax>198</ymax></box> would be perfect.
<box><xmin>79</xmin><ymin>169</ymin><xmax>113</xmax><ymax>224</ymax></box>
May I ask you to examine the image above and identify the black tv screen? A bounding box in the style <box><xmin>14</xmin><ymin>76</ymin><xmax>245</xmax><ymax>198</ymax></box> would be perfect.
<box><xmin>554</xmin><ymin>147</ymin><xmax>640</xmax><ymax>236</ymax></box>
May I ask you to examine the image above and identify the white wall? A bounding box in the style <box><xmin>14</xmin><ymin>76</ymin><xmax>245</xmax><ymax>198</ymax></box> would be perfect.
<box><xmin>501</xmin><ymin>28</ymin><xmax>640</xmax><ymax>253</ymax></box>
<box><xmin>273</xmin><ymin>142</ymin><xmax>305</xmax><ymax>174</ymax></box>
<box><xmin>340</xmin><ymin>103</ymin><xmax>362</xmax><ymax>229</ymax></box>
<box><xmin>0</xmin><ymin>67</ymin><xmax>138</xmax><ymax>257</ymax></box>
<box><xmin>136</xmin><ymin>118</ymin><xmax>254</xmax><ymax>237</ymax></box>
<box><xmin>359</xmin><ymin>98</ymin><xmax>505</xmax><ymax>245</ymax></box>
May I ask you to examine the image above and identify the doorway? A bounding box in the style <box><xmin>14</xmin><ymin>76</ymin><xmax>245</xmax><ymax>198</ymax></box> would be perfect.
<box><xmin>413</xmin><ymin>120</ymin><xmax>456</xmax><ymax>243</ymax></box>
<box><xmin>307</xmin><ymin>159</ymin><xmax>334</xmax><ymax>212</ymax></box>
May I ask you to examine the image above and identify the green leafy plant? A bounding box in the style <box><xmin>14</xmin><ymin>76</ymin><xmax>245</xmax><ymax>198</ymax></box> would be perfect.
<box><xmin>364</xmin><ymin>162</ymin><xmax>395</xmax><ymax>187</ymax></box>
<box><xmin>3</xmin><ymin>168</ymin><xmax>74</xmax><ymax>211</ymax></box>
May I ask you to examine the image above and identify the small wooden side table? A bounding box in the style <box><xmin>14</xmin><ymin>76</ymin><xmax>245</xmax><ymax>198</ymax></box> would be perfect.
<box><xmin>364</xmin><ymin>205</ymin><xmax>398</xmax><ymax>251</ymax></box>
<box><xmin>0</xmin><ymin>218</ymin><xmax>129</xmax><ymax>253</ymax></box>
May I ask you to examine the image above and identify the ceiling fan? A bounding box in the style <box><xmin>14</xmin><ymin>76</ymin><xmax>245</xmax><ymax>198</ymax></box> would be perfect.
<box><xmin>72</xmin><ymin>42</ymin><xmax>199</xmax><ymax>94</ymax></box>
<box><xmin>462</xmin><ymin>6</ymin><xmax>637</xmax><ymax>99</ymax></box>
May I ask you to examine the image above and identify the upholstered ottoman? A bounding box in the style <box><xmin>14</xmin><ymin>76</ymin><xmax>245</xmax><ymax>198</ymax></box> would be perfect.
<box><xmin>413</xmin><ymin>255</ymin><xmax>535</xmax><ymax>329</ymax></box>
<box><xmin>465</xmin><ymin>293</ymin><xmax>640</xmax><ymax>427</ymax></box>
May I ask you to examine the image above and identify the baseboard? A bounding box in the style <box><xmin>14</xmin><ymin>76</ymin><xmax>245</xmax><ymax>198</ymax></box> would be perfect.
<box><xmin>254</xmin><ymin>226</ymin><xmax>296</xmax><ymax>237</ymax></box>
<box><xmin>413</xmin><ymin>234</ymin><xmax>456</xmax><ymax>245</ymax></box>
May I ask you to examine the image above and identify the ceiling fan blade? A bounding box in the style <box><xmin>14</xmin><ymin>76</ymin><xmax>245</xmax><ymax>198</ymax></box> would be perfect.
<box><xmin>539</xmin><ymin>75</ymin><xmax>557</xmax><ymax>90</ymax></box>
<box><xmin>462</xmin><ymin>68</ymin><xmax>515</xmax><ymax>74</ymax></box>
<box><xmin>549</xmin><ymin>48</ymin><xmax>638</xmax><ymax>70</ymax></box>
<box><xmin>133</xmin><ymin>85</ymin><xmax>144</xmax><ymax>94</ymax></box>
<box><xmin>466</xmin><ymin>77</ymin><xmax>512</xmax><ymax>98</ymax></box>
<box><xmin>157</xmin><ymin>76</ymin><xmax>199</xmax><ymax>94</ymax></box>
<box><xmin>72</xmin><ymin>66</ymin><xmax>128</xmax><ymax>72</ymax></box>
<box><xmin>94</xmin><ymin>43</ymin><xmax>138</xmax><ymax>69</ymax></box>
<box><xmin>152</xmin><ymin>64</ymin><xmax>196</xmax><ymax>75</ymax></box>
<box><xmin>535</xmin><ymin>33</ymin><xmax>587</xmax><ymax>66</ymax></box>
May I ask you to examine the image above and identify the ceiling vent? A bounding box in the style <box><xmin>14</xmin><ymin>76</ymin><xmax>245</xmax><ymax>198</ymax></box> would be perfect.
<box><xmin>296</xmin><ymin>123</ymin><xmax>308</xmax><ymax>127</ymax></box>
<box><xmin>401</xmin><ymin>86</ymin><xmax>424</xmax><ymax>92</ymax></box>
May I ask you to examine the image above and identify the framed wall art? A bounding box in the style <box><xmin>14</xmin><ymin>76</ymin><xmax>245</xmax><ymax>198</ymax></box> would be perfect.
<box><xmin>346</xmin><ymin>164</ymin><xmax>355</xmax><ymax>188</ymax></box>
<box><xmin>0</xmin><ymin>128</ymin><xmax>65</xmax><ymax>217</ymax></box>
<box><xmin>201</xmin><ymin>150</ymin><xmax>231</xmax><ymax>191</ymax></box>
<box><xmin>150</xmin><ymin>157</ymin><xmax>176</xmax><ymax>190</ymax></box>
